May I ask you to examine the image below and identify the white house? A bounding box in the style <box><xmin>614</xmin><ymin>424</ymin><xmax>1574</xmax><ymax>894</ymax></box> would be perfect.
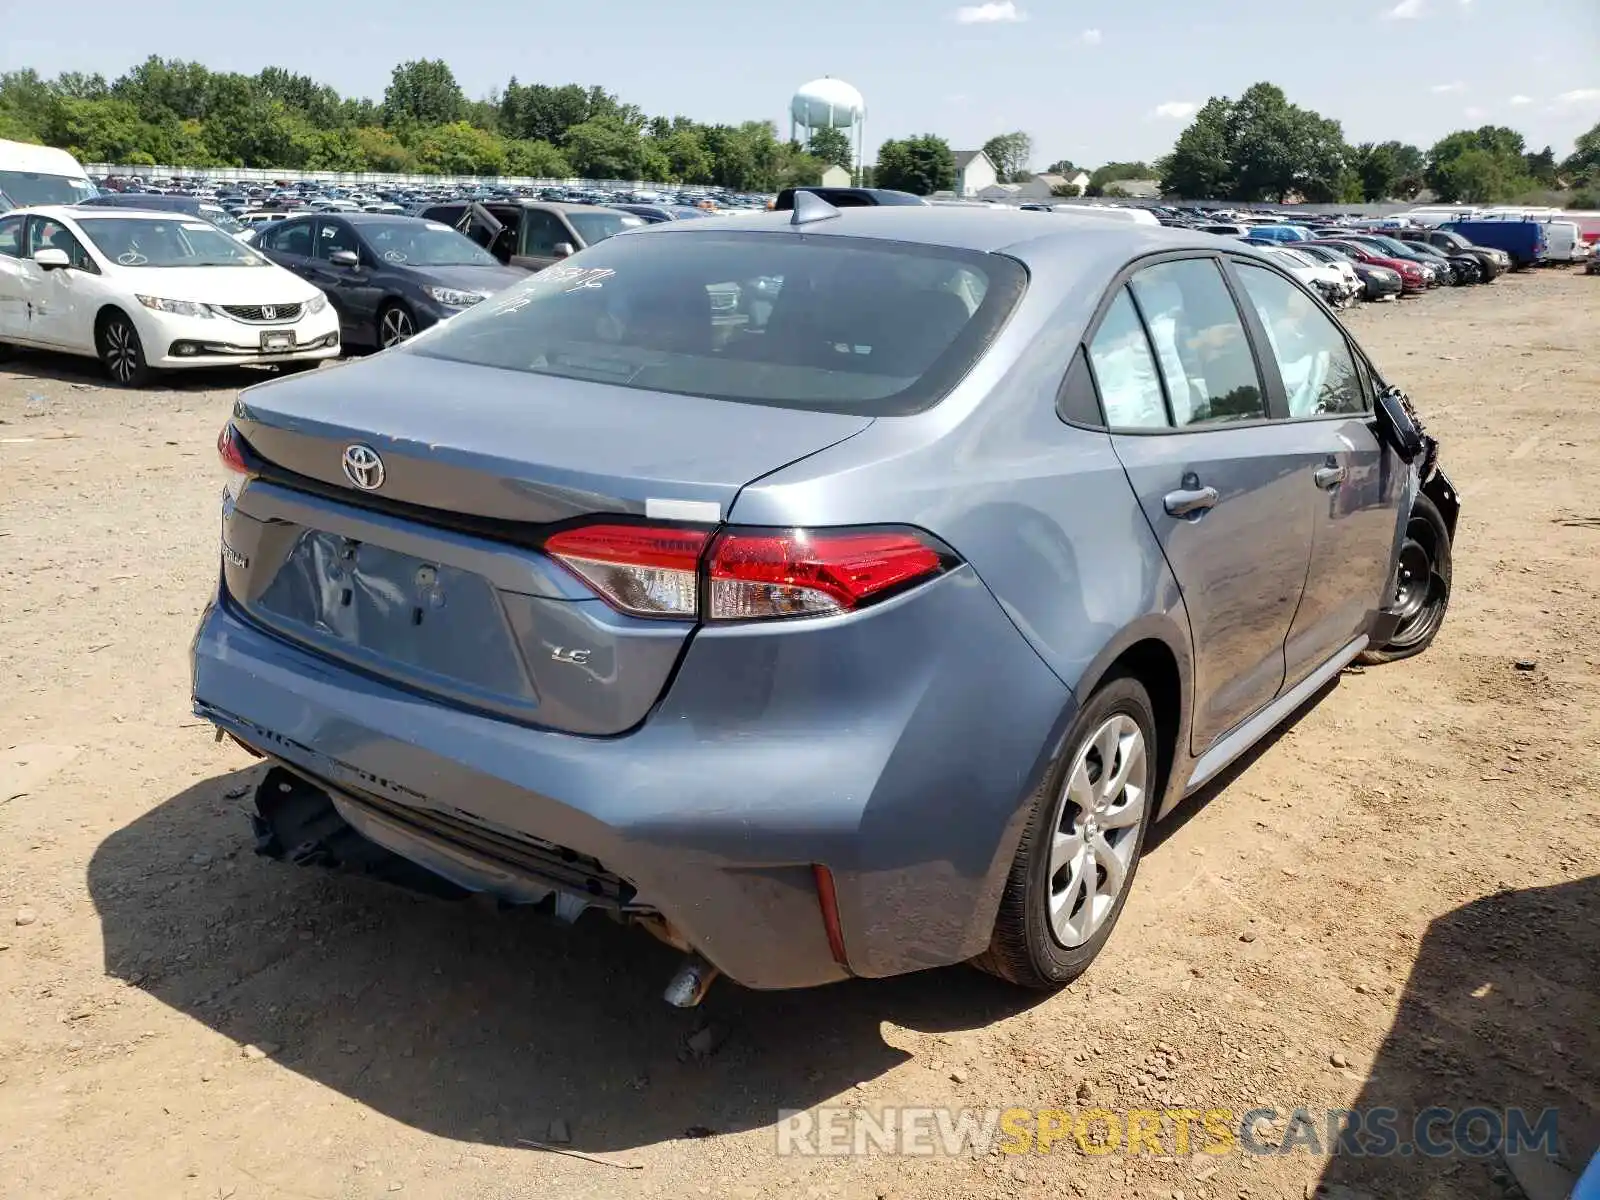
<box><xmin>951</xmin><ymin>150</ymin><xmax>998</xmax><ymax>199</ymax></box>
<box><xmin>820</xmin><ymin>164</ymin><xmax>853</xmax><ymax>188</ymax></box>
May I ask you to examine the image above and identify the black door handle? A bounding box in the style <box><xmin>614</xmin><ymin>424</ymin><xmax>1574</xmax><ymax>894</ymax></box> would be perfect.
<box><xmin>1163</xmin><ymin>486</ymin><xmax>1220</xmax><ymax>517</ymax></box>
<box><xmin>1314</xmin><ymin>465</ymin><xmax>1347</xmax><ymax>490</ymax></box>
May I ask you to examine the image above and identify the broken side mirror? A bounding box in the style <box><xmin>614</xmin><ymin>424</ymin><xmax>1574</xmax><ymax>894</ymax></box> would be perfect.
<box><xmin>1373</xmin><ymin>385</ymin><xmax>1426</xmax><ymax>463</ymax></box>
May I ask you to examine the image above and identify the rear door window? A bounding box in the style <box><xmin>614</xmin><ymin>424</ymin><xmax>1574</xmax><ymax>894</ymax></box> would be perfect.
<box><xmin>410</xmin><ymin>230</ymin><xmax>1027</xmax><ymax>416</ymax></box>
<box><xmin>1232</xmin><ymin>262</ymin><xmax>1365</xmax><ymax>417</ymax></box>
<box><xmin>1127</xmin><ymin>258</ymin><xmax>1266</xmax><ymax>425</ymax></box>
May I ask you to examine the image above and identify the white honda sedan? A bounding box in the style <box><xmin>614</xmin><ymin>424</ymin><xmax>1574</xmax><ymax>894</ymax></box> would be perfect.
<box><xmin>0</xmin><ymin>205</ymin><xmax>340</xmax><ymax>385</ymax></box>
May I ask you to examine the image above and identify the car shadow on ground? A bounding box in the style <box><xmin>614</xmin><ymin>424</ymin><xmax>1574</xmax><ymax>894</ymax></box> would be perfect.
<box><xmin>1310</xmin><ymin>871</ymin><xmax>1600</xmax><ymax>1200</ymax></box>
<box><xmin>0</xmin><ymin>346</ymin><xmax>316</xmax><ymax>392</ymax></box>
<box><xmin>88</xmin><ymin>767</ymin><xmax>1054</xmax><ymax>1153</ymax></box>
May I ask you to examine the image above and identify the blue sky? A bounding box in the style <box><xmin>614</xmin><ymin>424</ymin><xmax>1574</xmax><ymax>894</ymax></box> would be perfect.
<box><xmin>3</xmin><ymin>0</ymin><xmax>1597</xmax><ymax>167</ymax></box>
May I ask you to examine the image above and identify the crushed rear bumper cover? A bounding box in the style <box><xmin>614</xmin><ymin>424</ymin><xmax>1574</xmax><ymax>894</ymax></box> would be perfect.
<box><xmin>191</xmin><ymin>565</ymin><xmax>1073</xmax><ymax>991</ymax></box>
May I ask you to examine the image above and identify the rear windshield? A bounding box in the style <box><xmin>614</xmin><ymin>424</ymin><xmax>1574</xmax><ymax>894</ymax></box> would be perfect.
<box><xmin>409</xmin><ymin>230</ymin><xmax>1027</xmax><ymax>416</ymax></box>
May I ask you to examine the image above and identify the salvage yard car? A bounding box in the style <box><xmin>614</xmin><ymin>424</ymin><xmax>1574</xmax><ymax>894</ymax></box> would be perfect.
<box><xmin>0</xmin><ymin>206</ymin><xmax>339</xmax><ymax>385</ymax></box>
<box><xmin>252</xmin><ymin>213</ymin><xmax>526</xmax><ymax>349</ymax></box>
<box><xmin>192</xmin><ymin>202</ymin><xmax>1458</xmax><ymax>1001</ymax></box>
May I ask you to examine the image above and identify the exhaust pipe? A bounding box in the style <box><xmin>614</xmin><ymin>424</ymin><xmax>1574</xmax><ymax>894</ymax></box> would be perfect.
<box><xmin>663</xmin><ymin>953</ymin><xmax>719</xmax><ymax>1008</ymax></box>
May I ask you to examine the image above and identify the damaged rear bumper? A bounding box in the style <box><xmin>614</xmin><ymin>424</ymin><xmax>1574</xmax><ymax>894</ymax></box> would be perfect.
<box><xmin>191</xmin><ymin>563</ymin><xmax>1071</xmax><ymax>992</ymax></box>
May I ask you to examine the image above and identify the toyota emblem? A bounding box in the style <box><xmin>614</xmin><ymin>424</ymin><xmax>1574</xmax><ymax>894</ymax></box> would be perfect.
<box><xmin>261</xmin><ymin>305</ymin><xmax>277</xmax><ymax>321</ymax></box>
<box><xmin>341</xmin><ymin>444</ymin><xmax>385</xmax><ymax>491</ymax></box>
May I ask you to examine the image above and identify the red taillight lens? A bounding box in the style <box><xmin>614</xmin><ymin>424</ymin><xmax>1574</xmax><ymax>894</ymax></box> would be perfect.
<box><xmin>218</xmin><ymin>422</ymin><xmax>250</xmax><ymax>476</ymax></box>
<box><xmin>544</xmin><ymin>524</ymin><xmax>711</xmax><ymax>618</ymax></box>
<box><xmin>707</xmin><ymin>528</ymin><xmax>945</xmax><ymax>620</ymax></box>
<box><xmin>542</xmin><ymin>523</ymin><xmax>951</xmax><ymax>622</ymax></box>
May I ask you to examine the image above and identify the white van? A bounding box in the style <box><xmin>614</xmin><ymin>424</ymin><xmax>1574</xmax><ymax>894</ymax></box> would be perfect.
<box><xmin>1401</xmin><ymin>206</ymin><xmax>1481</xmax><ymax>227</ymax></box>
<box><xmin>0</xmin><ymin>139</ymin><xmax>96</xmax><ymax>208</ymax></box>
<box><xmin>1048</xmin><ymin>204</ymin><xmax>1161</xmax><ymax>226</ymax></box>
<box><xmin>1540</xmin><ymin>220</ymin><xmax>1589</xmax><ymax>262</ymax></box>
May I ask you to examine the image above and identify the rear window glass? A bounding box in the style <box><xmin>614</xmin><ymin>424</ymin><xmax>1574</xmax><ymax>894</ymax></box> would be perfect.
<box><xmin>409</xmin><ymin>230</ymin><xmax>1027</xmax><ymax>416</ymax></box>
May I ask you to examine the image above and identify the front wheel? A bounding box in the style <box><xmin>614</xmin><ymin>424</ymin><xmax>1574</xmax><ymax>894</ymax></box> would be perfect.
<box><xmin>1359</xmin><ymin>493</ymin><xmax>1453</xmax><ymax>664</ymax></box>
<box><xmin>972</xmin><ymin>675</ymin><xmax>1159</xmax><ymax>989</ymax></box>
<box><xmin>97</xmin><ymin>311</ymin><xmax>150</xmax><ymax>387</ymax></box>
<box><xmin>377</xmin><ymin>302</ymin><xmax>415</xmax><ymax>349</ymax></box>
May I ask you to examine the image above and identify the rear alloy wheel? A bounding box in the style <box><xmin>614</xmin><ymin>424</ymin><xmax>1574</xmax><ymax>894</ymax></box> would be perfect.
<box><xmin>1360</xmin><ymin>493</ymin><xmax>1453</xmax><ymax>664</ymax></box>
<box><xmin>98</xmin><ymin>312</ymin><xmax>150</xmax><ymax>387</ymax></box>
<box><xmin>377</xmin><ymin>304</ymin><xmax>415</xmax><ymax>349</ymax></box>
<box><xmin>973</xmin><ymin>675</ymin><xmax>1158</xmax><ymax>988</ymax></box>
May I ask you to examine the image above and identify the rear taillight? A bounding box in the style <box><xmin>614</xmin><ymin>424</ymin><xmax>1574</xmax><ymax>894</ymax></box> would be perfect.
<box><xmin>217</xmin><ymin>422</ymin><xmax>250</xmax><ymax>477</ymax></box>
<box><xmin>543</xmin><ymin>522</ymin><xmax>952</xmax><ymax>622</ymax></box>
<box><xmin>707</xmin><ymin>528</ymin><xmax>945</xmax><ymax>620</ymax></box>
<box><xmin>543</xmin><ymin>524</ymin><xmax>711</xmax><ymax>618</ymax></box>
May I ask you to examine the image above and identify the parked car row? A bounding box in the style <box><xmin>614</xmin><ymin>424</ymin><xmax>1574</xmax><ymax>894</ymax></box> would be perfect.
<box><xmin>0</xmin><ymin>187</ymin><xmax>1582</xmax><ymax>387</ymax></box>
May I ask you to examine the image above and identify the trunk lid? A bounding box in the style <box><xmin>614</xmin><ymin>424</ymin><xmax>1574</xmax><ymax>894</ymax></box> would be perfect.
<box><xmin>233</xmin><ymin>350</ymin><xmax>872</xmax><ymax>524</ymax></box>
<box><xmin>223</xmin><ymin>351</ymin><xmax>873</xmax><ymax>735</ymax></box>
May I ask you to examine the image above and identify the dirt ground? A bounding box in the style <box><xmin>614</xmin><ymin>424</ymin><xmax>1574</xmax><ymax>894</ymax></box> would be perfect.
<box><xmin>1</xmin><ymin>269</ymin><xmax>1597</xmax><ymax>1200</ymax></box>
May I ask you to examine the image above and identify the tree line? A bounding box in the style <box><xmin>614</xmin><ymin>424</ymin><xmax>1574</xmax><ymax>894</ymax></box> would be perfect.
<box><xmin>0</xmin><ymin>57</ymin><xmax>837</xmax><ymax>191</ymax></box>
<box><xmin>2</xmin><ymin>62</ymin><xmax>1596</xmax><ymax>207</ymax></box>
<box><xmin>1159</xmin><ymin>82</ymin><xmax>1599</xmax><ymax>207</ymax></box>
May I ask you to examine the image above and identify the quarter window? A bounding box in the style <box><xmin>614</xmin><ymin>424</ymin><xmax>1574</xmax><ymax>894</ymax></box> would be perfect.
<box><xmin>1087</xmin><ymin>288</ymin><xmax>1169</xmax><ymax>429</ymax></box>
<box><xmin>1128</xmin><ymin>258</ymin><xmax>1266</xmax><ymax>425</ymax></box>
<box><xmin>1233</xmin><ymin>262</ymin><xmax>1366</xmax><ymax>417</ymax></box>
<box><xmin>0</xmin><ymin>214</ymin><xmax>22</xmax><ymax>258</ymax></box>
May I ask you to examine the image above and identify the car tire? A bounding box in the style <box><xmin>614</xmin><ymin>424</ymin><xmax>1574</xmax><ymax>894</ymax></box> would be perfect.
<box><xmin>376</xmin><ymin>302</ymin><xmax>416</xmax><ymax>349</ymax></box>
<box><xmin>1359</xmin><ymin>493</ymin><xmax>1453</xmax><ymax>664</ymax></box>
<box><xmin>97</xmin><ymin>310</ymin><xmax>150</xmax><ymax>388</ymax></box>
<box><xmin>973</xmin><ymin>674</ymin><xmax>1159</xmax><ymax>989</ymax></box>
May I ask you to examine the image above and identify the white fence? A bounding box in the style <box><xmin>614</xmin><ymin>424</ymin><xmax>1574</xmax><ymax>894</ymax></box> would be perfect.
<box><xmin>85</xmin><ymin>164</ymin><xmax>656</xmax><ymax>190</ymax></box>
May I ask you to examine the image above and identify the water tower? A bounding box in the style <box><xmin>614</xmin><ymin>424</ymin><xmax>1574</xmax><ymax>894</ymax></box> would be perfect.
<box><xmin>790</xmin><ymin>77</ymin><xmax>866</xmax><ymax>185</ymax></box>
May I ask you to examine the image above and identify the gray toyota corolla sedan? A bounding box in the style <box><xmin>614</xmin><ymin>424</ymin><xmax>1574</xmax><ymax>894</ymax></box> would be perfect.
<box><xmin>192</xmin><ymin>198</ymin><xmax>1458</xmax><ymax>1000</ymax></box>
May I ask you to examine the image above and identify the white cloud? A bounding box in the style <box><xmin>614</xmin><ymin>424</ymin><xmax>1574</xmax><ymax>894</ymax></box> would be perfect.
<box><xmin>1463</xmin><ymin>106</ymin><xmax>1488</xmax><ymax>118</ymax></box>
<box><xmin>1553</xmin><ymin>88</ymin><xmax>1600</xmax><ymax>107</ymax></box>
<box><xmin>1152</xmin><ymin>101</ymin><xmax>1199</xmax><ymax>120</ymax></box>
<box><xmin>1078</xmin><ymin>28</ymin><xmax>1103</xmax><ymax>45</ymax></box>
<box><xmin>1508</xmin><ymin>94</ymin><xmax>1533</xmax><ymax>105</ymax></box>
<box><xmin>1430</xmin><ymin>81</ymin><xmax>1466</xmax><ymax>94</ymax></box>
<box><xmin>954</xmin><ymin>1</ymin><xmax>1026</xmax><ymax>23</ymax></box>
<box><xmin>1382</xmin><ymin>0</ymin><xmax>1426</xmax><ymax>19</ymax></box>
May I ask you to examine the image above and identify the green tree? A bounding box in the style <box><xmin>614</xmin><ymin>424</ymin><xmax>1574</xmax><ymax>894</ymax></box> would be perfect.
<box><xmin>805</xmin><ymin>125</ymin><xmax>852</xmax><ymax>170</ymax></box>
<box><xmin>562</xmin><ymin>116</ymin><xmax>658</xmax><ymax>179</ymax></box>
<box><xmin>504</xmin><ymin>139</ymin><xmax>571</xmax><ymax>178</ymax></box>
<box><xmin>1562</xmin><ymin>122</ymin><xmax>1600</xmax><ymax>184</ymax></box>
<box><xmin>351</xmin><ymin>126</ymin><xmax>415</xmax><ymax>173</ymax></box>
<box><xmin>876</xmin><ymin>134</ymin><xmax>956</xmax><ymax>195</ymax></box>
<box><xmin>412</xmin><ymin>121</ymin><xmax>505</xmax><ymax>176</ymax></box>
<box><xmin>1158</xmin><ymin>97</ymin><xmax>1233</xmax><ymax>199</ymax></box>
<box><xmin>1050</xmin><ymin>182</ymin><xmax>1081</xmax><ymax>197</ymax></box>
<box><xmin>381</xmin><ymin>59</ymin><xmax>464</xmax><ymax>130</ymax></box>
<box><xmin>655</xmin><ymin>126</ymin><xmax>714</xmax><ymax>182</ymax></box>
<box><xmin>1524</xmin><ymin>146</ymin><xmax>1558</xmax><ymax>187</ymax></box>
<box><xmin>981</xmin><ymin>131</ymin><xmax>1033</xmax><ymax>181</ymax></box>
<box><xmin>1085</xmin><ymin>161</ymin><xmax>1153</xmax><ymax>195</ymax></box>
<box><xmin>1045</xmin><ymin>158</ymin><xmax>1076</xmax><ymax>175</ymax></box>
<box><xmin>1225</xmin><ymin>83</ymin><xmax>1347</xmax><ymax>202</ymax></box>
<box><xmin>1426</xmin><ymin>126</ymin><xmax>1530</xmax><ymax>202</ymax></box>
<box><xmin>1353</xmin><ymin>142</ymin><xmax>1399</xmax><ymax>201</ymax></box>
